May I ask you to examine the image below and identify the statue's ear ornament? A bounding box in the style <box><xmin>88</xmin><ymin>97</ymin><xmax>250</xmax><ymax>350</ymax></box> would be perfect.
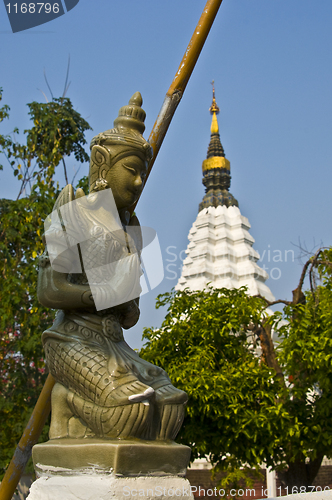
<box><xmin>94</xmin><ymin>178</ymin><xmax>109</xmax><ymax>191</ymax></box>
<box><xmin>89</xmin><ymin>145</ymin><xmax>109</xmax><ymax>193</ymax></box>
<box><xmin>92</xmin><ymin>145</ymin><xmax>109</xmax><ymax>165</ymax></box>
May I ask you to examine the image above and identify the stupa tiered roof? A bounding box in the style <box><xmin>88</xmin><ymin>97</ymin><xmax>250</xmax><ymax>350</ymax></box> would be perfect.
<box><xmin>176</xmin><ymin>84</ymin><xmax>275</xmax><ymax>302</ymax></box>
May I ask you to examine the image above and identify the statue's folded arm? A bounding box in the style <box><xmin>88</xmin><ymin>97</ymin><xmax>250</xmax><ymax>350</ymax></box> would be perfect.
<box><xmin>37</xmin><ymin>264</ymin><xmax>94</xmax><ymax>310</ymax></box>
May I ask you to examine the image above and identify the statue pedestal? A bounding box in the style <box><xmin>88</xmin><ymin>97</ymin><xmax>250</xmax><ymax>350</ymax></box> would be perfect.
<box><xmin>27</xmin><ymin>439</ymin><xmax>193</xmax><ymax>500</ymax></box>
<box><xmin>26</xmin><ymin>473</ymin><xmax>194</xmax><ymax>500</ymax></box>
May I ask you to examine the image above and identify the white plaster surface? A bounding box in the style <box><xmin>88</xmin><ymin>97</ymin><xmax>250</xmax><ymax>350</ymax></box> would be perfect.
<box><xmin>26</xmin><ymin>473</ymin><xmax>194</xmax><ymax>500</ymax></box>
<box><xmin>176</xmin><ymin>205</ymin><xmax>275</xmax><ymax>302</ymax></box>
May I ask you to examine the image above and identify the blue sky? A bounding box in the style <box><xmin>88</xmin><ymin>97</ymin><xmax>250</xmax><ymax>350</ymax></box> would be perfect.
<box><xmin>1</xmin><ymin>0</ymin><xmax>332</xmax><ymax>348</ymax></box>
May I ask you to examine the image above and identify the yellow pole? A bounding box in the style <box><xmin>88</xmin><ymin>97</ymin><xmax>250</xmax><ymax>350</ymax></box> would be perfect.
<box><xmin>0</xmin><ymin>374</ymin><xmax>55</xmax><ymax>500</ymax></box>
<box><xmin>0</xmin><ymin>1</ymin><xmax>224</xmax><ymax>498</ymax></box>
<box><xmin>142</xmin><ymin>0</ymin><xmax>224</xmax><ymax>197</ymax></box>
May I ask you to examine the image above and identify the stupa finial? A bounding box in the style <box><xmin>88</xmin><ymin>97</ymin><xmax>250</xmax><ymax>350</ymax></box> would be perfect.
<box><xmin>209</xmin><ymin>80</ymin><xmax>220</xmax><ymax>114</ymax></box>
<box><xmin>199</xmin><ymin>82</ymin><xmax>238</xmax><ymax>211</ymax></box>
<box><xmin>209</xmin><ymin>80</ymin><xmax>220</xmax><ymax>134</ymax></box>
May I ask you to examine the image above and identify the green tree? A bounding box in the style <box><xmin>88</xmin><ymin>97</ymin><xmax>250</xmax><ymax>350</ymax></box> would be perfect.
<box><xmin>0</xmin><ymin>87</ymin><xmax>91</xmax><ymax>479</ymax></box>
<box><xmin>140</xmin><ymin>249</ymin><xmax>332</xmax><ymax>491</ymax></box>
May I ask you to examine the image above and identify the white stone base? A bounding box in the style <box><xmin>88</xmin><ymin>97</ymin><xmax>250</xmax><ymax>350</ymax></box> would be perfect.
<box><xmin>27</xmin><ymin>473</ymin><xmax>194</xmax><ymax>500</ymax></box>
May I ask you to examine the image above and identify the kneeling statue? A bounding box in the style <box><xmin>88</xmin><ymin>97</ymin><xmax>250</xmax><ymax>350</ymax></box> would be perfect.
<box><xmin>37</xmin><ymin>92</ymin><xmax>187</xmax><ymax>442</ymax></box>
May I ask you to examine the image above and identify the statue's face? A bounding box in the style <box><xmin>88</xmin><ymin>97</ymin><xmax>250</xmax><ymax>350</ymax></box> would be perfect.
<box><xmin>105</xmin><ymin>155</ymin><xmax>147</xmax><ymax>210</ymax></box>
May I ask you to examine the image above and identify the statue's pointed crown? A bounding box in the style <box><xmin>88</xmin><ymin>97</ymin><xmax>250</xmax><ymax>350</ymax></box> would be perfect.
<box><xmin>90</xmin><ymin>92</ymin><xmax>152</xmax><ymax>161</ymax></box>
<box><xmin>114</xmin><ymin>91</ymin><xmax>146</xmax><ymax>134</ymax></box>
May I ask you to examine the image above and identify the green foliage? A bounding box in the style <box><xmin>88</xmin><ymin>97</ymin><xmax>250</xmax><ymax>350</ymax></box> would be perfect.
<box><xmin>0</xmin><ymin>87</ymin><xmax>91</xmax><ymax>479</ymax></box>
<box><xmin>0</xmin><ymin>194</ymin><xmax>54</xmax><ymax>476</ymax></box>
<box><xmin>0</xmin><ymin>89</ymin><xmax>91</xmax><ymax>198</ymax></box>
<box><xmin>278</xmin><ymin>257</ymin><xmax>332</xmax><ymax>455</ymax></box>
<box><xmin>0</xmin><ymin>91</ymin><xmax>9</xmax><ymax>169</ymax></box>
<box><xmin>216</xmin><ymin>466</ymin><xmax>263</xmax><ymax>496</ymax></box>
<box><xmin>75</xmin><ymin>174</ymin><xmax>89</xmax><ymax>194</ymax></box>
<box><xmin>141</xmin><ymin>289</ymin><xmax>285</xmax><ymax>472</ymax></box>
<box><xmin>141</xmin><ymin>255</ymin><xmax>332</xmax><ymax>490</ymax></box>
<box><xmin>26</xmin><ymin>98</ymin><xmax>91</xmax><ymax>167</ymax></box>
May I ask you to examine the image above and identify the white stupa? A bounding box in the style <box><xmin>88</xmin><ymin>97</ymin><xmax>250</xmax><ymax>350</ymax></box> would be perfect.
<box><xmin>176</xmin><ymin>85</ymin><xmax>275</xmax><ymax>303</ymax></box>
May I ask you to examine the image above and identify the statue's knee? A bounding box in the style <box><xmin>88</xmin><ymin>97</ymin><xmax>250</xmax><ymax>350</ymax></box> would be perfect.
<box><xmin>157</xmin><ymin>403</ymin><xmax>185</xmax><ymax>441</ymax></box>
<box><xmin>49</xmin><ymin>383</ymin><xmax>74</xmax><ymax>439</ymax></box>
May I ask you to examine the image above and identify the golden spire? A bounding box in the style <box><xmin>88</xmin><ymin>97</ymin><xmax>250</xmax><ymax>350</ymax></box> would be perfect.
<box><xmin>200</xmin><ymin>82</ymin><xmax>238</xmax><ymax>211</ymax></box>
<box><xmin>209</xmin><ymin>80</ymin><xmax>220</xmax><ymax>134</ymax></box>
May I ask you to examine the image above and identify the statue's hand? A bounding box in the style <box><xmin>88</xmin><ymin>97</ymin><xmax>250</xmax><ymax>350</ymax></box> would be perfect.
<box><xmin>82</xmin><ymin>289</ymin><xmax>95</xmax><ymax>306</ymax></box>
<box><xmin>116</xmin><ymin>299</ymin><xmax>140</xmax><ymax>329</ymax></box>
<box><xmin>128</xmin><ymin>387</ymin><xmax>154</xmax><ymax>405</ymax></box>
<box><xmin>75</xmin><ymin>188</ymin><xmax>85</xmax><ymax>199</ymax></box>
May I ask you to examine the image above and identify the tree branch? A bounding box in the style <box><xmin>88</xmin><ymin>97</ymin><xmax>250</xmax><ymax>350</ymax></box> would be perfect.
<box><xmin>71</xmin><ymin>165</ymin><xmax>81</xmax><ymax>186</ymax></box>
<box><xmin>43</xmin><ymin>68</ymin><xmax>53</xmax><ymax>100</ymax></box>
<box><xmin>253</xmin><ymin>294</ymin><xmax>291</xmax><ymax>308</ymax></box>
<box><xmin>62</xmin><ymin>158</ymin><xmax>68</xmax><ymax>185</ymax></box>
<box><xmin>248</xmin><ymin>320</ymin><xmax>286</xmax><ymax>388</ymax></box>
<box><xmin>62</xmin><ymin>55</ymin><xmax>71</xmax><ymax>99</ymax></box>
